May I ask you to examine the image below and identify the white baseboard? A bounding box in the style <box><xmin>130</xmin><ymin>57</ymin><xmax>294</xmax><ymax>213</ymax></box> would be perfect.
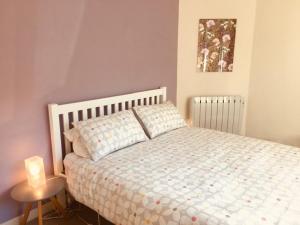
<box><xmin>1</xmin><ymin>202</ymin><xmax>53</xmax><ymax>225</ymax></box>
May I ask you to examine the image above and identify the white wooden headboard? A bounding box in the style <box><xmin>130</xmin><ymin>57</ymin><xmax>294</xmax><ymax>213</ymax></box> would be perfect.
<box><xmin>48</xmin><ymin>87</ymin><xmax>167</xmax><ymax>177</ymax></box>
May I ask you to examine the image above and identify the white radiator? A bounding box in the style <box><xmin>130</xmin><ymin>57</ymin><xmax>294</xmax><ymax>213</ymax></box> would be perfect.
<box><xmin>190</xmin><ymin>96</ymin><xmax>245</xmax><ymax>134</ymax></box>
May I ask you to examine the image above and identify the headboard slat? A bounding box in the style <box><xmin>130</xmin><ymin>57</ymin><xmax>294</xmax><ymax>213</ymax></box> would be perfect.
<box><xmin>82</xmin><ymin>109</ymin><xmax>88</xmax><ymax>120</ymax></box>
<box><xmin>99</xmin><ymin>106</ymin><xmax>104</xmax><ymax>116</ymax></box>
<box><xmin>62</xmin><ymin>113</ymin><xmax>71</xmax><ymax>154</ymax></box>
<box><xmin>115</xmin><ymin>104</ymin><xmax>120</xmax><ymax>113</ymax></box>
<box><xmin>107</xmin><ymin>104</ymin><xmax>112</xmax><ymax>115</ymax></box>
<box><xmin>127</xmin><ymin>100</ymin><xmax>132</xmax><ymax>109</ymax></box>
<box><xmin>73</xmin><ymin>111</ymin><xmax>78</xmax><ymax>126</ymax></box>
<box><xmin>91</xmin><ymin>108</ymin><xmax>97</xmax><ymax>118</ymax></box>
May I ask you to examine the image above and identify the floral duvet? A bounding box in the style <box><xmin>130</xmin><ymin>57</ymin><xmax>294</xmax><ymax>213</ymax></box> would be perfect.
<box><xmin>64</xmin><ymin>128</ymin><xmax>300</xmax><ymax>225</ymax></box>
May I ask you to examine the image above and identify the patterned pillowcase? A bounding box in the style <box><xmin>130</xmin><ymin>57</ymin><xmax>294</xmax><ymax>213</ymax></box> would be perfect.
<box><xmin>64</xmin><ymin>128</ymin><xmax>90</xmax><ymax>159</ymax></box>
<box><xmin>133</xmin><ymin>101</ymin><xmax>187</xmax><ymax>138</ymax></box>
<box><xmin>73</xmin><ymin>110</ymin><xmax>148</xmax><ymax>161</ymax></box>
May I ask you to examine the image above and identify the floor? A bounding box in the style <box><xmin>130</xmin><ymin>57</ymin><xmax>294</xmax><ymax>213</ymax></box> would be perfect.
<box><xmin>28</xmin><ymin>205</ymin><xmax>113</xmax><ymax>225</ymax></box>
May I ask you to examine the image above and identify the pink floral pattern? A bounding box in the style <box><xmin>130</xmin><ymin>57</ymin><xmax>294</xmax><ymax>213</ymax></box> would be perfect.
<box><xmin>197</xmin><ymin>19</ymin><xmax>237</xmax><ymax>72</ymax></box>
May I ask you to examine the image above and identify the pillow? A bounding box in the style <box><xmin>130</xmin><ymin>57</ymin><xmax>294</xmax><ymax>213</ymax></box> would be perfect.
<box><xmin>64</xmin><ymin>128</ymin><xmax>90</xmax><ymax>158</ymax></box>
<box><xmin>133</xmin><ymin>101</ymin><xmax>186</xmax><ymax>138</ymax></box>
<box><xmin>73</xmin><ymin>110</ymin><xmax>148</xmax><ymax>161</ymax></box>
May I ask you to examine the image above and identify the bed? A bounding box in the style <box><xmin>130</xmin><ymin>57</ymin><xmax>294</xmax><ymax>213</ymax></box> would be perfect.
<box><xmin>48</xmin><ymin>87</ymin><xmax>300</xmax><ymax>225</ymax></box>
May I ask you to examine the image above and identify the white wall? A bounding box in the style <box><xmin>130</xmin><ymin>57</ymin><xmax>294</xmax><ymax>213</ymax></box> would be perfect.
<box><xmin>246</xmin><ymin>0</ymin><xmax>300</xmax><ymax>147</ymax></box>
<box><xmin>177</xmin><ymin>0</ymin><xmax>257</xmax><ymax>134</ymax></box>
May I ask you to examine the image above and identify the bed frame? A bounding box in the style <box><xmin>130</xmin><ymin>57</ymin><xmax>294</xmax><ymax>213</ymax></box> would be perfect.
<box><xmin>48</xmin><ymin>87</ymin><xmax>167</xmax><ymax>177</ymax></box>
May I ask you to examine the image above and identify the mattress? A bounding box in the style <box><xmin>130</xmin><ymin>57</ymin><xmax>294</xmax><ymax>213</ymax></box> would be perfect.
<box><xmin>64</xmin><ymin>127</ymin><xmax>300</xmax><ymax>225</ymax></box>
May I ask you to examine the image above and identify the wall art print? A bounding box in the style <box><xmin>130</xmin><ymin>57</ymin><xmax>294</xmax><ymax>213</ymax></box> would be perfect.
<box><xmin>197</xmin><ymin>19</ymin><xmax>237</xmax><ymax>72</ymax></box>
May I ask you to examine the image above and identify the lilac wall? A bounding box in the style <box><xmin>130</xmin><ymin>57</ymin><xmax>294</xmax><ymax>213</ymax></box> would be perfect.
<box><xmin>0</xmin><ymin>0</ymin><xmax>178</xmax><ymax>222</ymax></box>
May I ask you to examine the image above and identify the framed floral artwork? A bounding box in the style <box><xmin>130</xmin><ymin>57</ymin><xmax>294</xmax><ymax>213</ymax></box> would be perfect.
<box><xmin>197</xmin><ymin>19</ymin><xmax>237</xmax><ymax>72</ymax></box>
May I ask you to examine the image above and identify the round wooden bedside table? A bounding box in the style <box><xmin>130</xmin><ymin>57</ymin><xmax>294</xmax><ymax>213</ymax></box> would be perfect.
<box><xmin>11</xmin><ymin>176</ymin><xmax>66</xmax><ymax>225</ymax></box>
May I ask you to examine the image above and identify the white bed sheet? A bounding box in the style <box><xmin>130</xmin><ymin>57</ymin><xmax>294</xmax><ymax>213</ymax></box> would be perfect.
<box><xmin>64</xmin><ymin>127</ymin><xmax>300</xmax><ymax>225</ymax></box>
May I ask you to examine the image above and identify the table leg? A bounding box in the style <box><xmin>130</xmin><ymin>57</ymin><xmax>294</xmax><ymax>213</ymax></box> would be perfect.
<box><xmin>50</xmin><ymin>196</ymin><xmax>66</xmax><ymax>218</ymax></box>
<box><xmin>20</xmin><ymin>203</ymin><xmax>32</xmax><ymax>225</ymax></box>
<box><xmin>37</xmin><ymin>201</ymin><xmax>43</xmax><ymax>225</ymax></box>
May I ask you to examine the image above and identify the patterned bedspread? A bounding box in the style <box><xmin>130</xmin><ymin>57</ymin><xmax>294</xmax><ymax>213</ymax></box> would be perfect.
<box><xmin>64</xmin><ymin>128</ymin><xmax>300</xmax><ymax>225</ymax></box>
